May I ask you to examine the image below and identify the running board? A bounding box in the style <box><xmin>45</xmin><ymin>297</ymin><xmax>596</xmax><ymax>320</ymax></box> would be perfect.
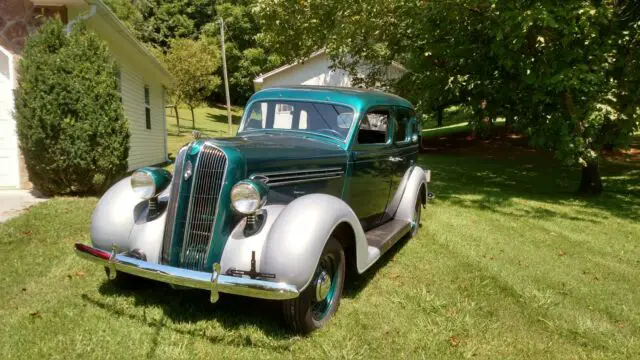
<box><xmin>365</xmin><ymin>219</ymin><xmax>412</xmax><ymax>255</ymax></box>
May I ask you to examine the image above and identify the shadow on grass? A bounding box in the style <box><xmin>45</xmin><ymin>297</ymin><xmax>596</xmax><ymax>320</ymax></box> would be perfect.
<box><xmin>82</xmin><ymin>236</ymin><xmax>416</xmax><ymax>343</ymax></box>
<box><xmin>83</xmin><ymin>136</ymin><xmax>639</xmax><ymax>346</ymax></box>
<box><xmin>343</xmin><ymin>234</ymin><xmax>413</xmax><ymax>298</ymax></box>
<box><xmin>419</xmin><ymin>142</ymin><xmax>640</xmax><ymax>223</ymax></box>
<box><xmin>206</xmin><ymin>112</ymin><xmax>242</xmax><ymax>125</ymax></box>
<box><xmin>82</xmin><ymin>278</ymin><xmax>297</xmax><ymax>347</ymax></box>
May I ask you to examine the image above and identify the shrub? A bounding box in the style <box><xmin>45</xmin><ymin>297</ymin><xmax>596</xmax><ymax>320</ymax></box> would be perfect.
<box><xmin>14</xmin><ymin>19</ymin><xmax>129</xmax><ymax>195</ymax></box>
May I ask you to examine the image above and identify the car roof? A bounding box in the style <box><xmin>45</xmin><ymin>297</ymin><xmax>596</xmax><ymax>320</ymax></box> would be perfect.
<box><xmin>249</xmin><ymin>86</ymin><xmax>414</xmax><ymax>111</ymax></box>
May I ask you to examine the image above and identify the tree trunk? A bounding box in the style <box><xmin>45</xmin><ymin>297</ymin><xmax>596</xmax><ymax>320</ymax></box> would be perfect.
<box><xmin>189</xmin><ymin>105</ymin><xmax>196</xmax><ymax>129</ymax></box>
<box><xmin>578</xmin><ymin>159</ymin><xmax>603</xmax><ymax>194</ymax></box>
<box><xmin>436</xmin><ymin>108</ymin><xmax>444</xmax><ymax>127</ymax></box>
<box><xmin>174</xmin><ymin>105</ymin><xmax>181</xmax><ymax>134</ymax></box>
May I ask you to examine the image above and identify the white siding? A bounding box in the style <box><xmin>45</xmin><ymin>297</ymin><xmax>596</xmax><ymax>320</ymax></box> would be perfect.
<box><xmin>257</xmin><ymin>52</ymin><xmax>405</xmax><ymax>90</ymax></box>
<box><xmin>262</xmin><ymin>53</ymin><xmax>353</xmax><ymax>89</ymax></box>
<box><xmin>119</xmin><ymin>63</ymin><xmax>166</xmax><ymax>170</ymax></box>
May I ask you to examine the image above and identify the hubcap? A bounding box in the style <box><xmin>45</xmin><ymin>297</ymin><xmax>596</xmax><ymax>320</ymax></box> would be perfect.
<box><xmin>311</xmin><ymin>254</ymin><xmax>341</xmax><ymax>321</ymax></box>
<box><xmin>314</xmin><ymin>270</ymin><xmax>332</xmax><ymax>302</ymax></box>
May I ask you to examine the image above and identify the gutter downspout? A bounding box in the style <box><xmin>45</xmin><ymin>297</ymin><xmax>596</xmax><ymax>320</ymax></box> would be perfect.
<box><xmin>66</xmin><ymin>4</ymin><xmax>98</xmax><ymax>34</ymax></box>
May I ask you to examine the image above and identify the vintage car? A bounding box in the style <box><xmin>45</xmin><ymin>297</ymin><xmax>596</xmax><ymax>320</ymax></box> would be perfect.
<box><xmin>75</xmin><ymin>86</ymin><xmax>431</xmax><ymax>333</ymax></box>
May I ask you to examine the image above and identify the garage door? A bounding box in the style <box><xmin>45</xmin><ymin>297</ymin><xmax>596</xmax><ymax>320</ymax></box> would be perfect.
<box><xmin>0</xmin><ymin>46</ymin><xmax>20</xmax><ymax>189</ymax></box>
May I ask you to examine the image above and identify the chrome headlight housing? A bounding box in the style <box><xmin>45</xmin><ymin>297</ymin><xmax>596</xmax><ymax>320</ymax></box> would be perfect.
<box><xmin>131</xmin><ymin>167</ymin><xmax>172</xmax><ymax>200</ymax></box>
<box><xmin>231</xmin><ymin>180</ymin><xmax>268</xmax><ymax>215</ymax></box>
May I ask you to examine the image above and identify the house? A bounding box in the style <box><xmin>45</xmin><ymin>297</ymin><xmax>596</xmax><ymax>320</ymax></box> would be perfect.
<box><xmin>0</xmin><ymin>0</ymin><xmax>171</xmax><ymax>190</ymax></box>
<box><xmin>253</xmin><ymin>49</ymin><xmax>406</xmax><ymax>91</ymax></box>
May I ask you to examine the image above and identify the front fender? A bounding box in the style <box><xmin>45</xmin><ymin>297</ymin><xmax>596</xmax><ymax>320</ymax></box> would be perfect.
<box><xmin>220</xmin><ymin>194</ymin><xmax>367</xmax><ymax>291</ymax></box>
<box><xmin>91</xmin><ymin>177</ymin><xmax>166</xmax><ymax>263</ymax></box>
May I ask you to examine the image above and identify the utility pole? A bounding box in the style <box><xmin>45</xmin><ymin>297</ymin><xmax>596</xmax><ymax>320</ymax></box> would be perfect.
<box><xmin>219</xmin><ymin>18</ymin><xmax>233</xmax><ymax>135</ymax></box>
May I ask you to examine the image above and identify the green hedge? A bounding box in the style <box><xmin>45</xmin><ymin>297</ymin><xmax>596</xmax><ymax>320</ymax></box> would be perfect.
<box><xmin>14</xmin><ymin>19</ymin><xmax>129</xmax><ymax>195</ymax></box>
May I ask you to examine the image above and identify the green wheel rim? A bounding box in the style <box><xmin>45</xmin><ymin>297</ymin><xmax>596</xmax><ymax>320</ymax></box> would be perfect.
<box><xmin>311</xmin><ymin>253</ymin><xmax>340</xmax><ymax>321</ymax></box>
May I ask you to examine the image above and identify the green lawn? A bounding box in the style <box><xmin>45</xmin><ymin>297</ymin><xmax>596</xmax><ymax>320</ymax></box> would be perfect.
<box><xmin>1</xmin><ymin>145</ymin><xmax>639</xmax><ymax>358</ymax></box>
<box><xmin>422</xmin><ymin>105</ymin><xmax>476</xmax><ymax>129</ymax></box>
<box><xmin>165</xmin><ymin>105</ymin><xmax>242</xmax><ymax>160</ymax></box>
<box><xmin>422</xmin><ymin>119</ymin><xmax>506</xmax><ymax>139</ymax></box>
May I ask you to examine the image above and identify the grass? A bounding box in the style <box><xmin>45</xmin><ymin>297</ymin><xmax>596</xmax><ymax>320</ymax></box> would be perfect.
<box><xmin>422</xmin><ymin>105</ymin><xmax>476</xmax><ymax>129</ymax></box>
<box><xmin>422</xmin><ymin>121</ymin><xmax>472</xmax><ymax>138</ymax></box>
<box><xmin>421</xmin><ymin>105</ymin><xmax>506</xmax><ymax>139</ymax></box>
<box><xmin>422</xmin><ymin>119</ymin><xmax>506</xmax><ymax>139</ymax></box>
<box><xmin>1</xmin><ymin>142</ymin><xmax>639</xmax><ymax>359</ymax></box>
<box><xmin>165</xmin><ymin>105</ymin><xmax>242</xmax><ymax>160</ymax></box>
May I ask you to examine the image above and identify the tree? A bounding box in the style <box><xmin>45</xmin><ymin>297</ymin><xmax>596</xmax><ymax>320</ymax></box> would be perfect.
<box><xmin>133</xmin><ymin>0</ymin><xmax>215</xmax><ymax>48</ymax></box>
<box><xmin>14</xmin><ymin>19</ymin><xmax>129</xmax><ymax>195</ymax></box>
<box><xmin>256</xmin><ymin>0</ymin><xmax>640</xmax><ymax>194</ymax></box>
<box><xmin>164</xmin><ymin>37</ymin><xmax>221</xmax><ymax>129</ymax></box>
<box><xmin>102</xmin><ymin>0</ymin><xmax>144</xmax><ymax>38</ymax></box>
<box><xmin>201</xmin><ymin>1</ymin><xmax>283</xmax><ymax>104</ymax></box>
<box><xmin>102</xmin><ymin>0</ymin><xmax>282</xmax><ymax>105</ymax></box>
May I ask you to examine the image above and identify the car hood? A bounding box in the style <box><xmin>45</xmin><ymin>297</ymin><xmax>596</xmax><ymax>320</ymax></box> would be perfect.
<box><xmin>205</xmin><ymin>132</ymin><xmax>348</xmax><ymax>175</ymax></box>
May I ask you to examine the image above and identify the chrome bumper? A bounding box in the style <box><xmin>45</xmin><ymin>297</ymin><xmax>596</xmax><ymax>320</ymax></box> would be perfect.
<box><xmin>74</xmin><ymin>243</ymin><xmax>299</xmax><ymax>302</ymax></box>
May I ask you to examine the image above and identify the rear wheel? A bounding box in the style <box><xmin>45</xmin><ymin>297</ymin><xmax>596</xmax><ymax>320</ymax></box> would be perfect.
<box><xmin>282</xmin><ymin>236</ymin><xmax>345</xmax><ymax>334</ymax></box>
<box><xmin>410</xmin><ymin>194</ymin><xmax>422</xmax><ymax>237</ymax></box>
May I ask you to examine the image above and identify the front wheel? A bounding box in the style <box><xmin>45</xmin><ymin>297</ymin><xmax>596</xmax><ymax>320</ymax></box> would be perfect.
<box><xmin>282</xmin><ymin>236</ymin><xmax>345</xmax><ymax>334</ymax></box>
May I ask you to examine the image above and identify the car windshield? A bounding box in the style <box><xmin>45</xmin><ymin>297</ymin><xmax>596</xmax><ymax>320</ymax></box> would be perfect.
<box><xmin>239</xmin><ymin>101</ymin><xmax>355</xmax><ymax>141</ymax></box>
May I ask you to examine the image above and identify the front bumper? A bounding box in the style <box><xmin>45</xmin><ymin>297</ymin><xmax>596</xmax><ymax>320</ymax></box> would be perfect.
<box><xmin>74</xmin><ymin>243</ymin><xmax>299</xmax><ymax>302</ymax></box>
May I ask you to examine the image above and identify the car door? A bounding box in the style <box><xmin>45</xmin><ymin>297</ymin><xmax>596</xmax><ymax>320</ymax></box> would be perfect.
<box><xmin>348</xmin><ymin>107</ymin><xmax>393</xmax><ymax>231</ymax></box>
<box><xmin>380</xmin><ymin>106</ymin><xmax>420</xmax><ymax>223</ymax></box>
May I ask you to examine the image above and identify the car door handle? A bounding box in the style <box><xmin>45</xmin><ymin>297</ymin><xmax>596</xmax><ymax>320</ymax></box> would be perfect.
<box><xmin>388</xmin><ymin>156</ymin><xmax>402</xmax><ymax>163</ymax></box>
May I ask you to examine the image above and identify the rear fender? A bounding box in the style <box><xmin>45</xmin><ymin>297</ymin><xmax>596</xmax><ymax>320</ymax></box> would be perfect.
<box><xmin>394</xmin><ymin>166</ymin><xmax>428</xmax><ymax>222</ymax></box>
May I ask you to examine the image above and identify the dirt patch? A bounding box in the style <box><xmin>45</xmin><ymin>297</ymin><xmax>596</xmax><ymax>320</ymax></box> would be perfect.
<box><xmin>601</xmin><ymin>138</ymin><xmax>640</xmax><ymax>165</ymax></box>
<box><xmin>420</xmin><ymin>128</ymin><xmax>547</xmax><ymax>161</ymax></box>
<box><xmin>421</xmin><ymin>129</ymin><xmax>639</xmax><ymax>165</ymax></box>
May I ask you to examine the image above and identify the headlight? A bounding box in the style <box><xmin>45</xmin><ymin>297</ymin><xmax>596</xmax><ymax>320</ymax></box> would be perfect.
<box><xmin>131</xmin><ymin>167</ymin><xmax>172</xmax><ymax>200</ymax></box>
<box><xmin>231</xmin><ymin>180</ymin><xmax>268</xmax><ymax>215</ymax></box>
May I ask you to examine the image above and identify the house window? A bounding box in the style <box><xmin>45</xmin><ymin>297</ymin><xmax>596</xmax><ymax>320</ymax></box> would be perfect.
<box><xmin>144</xmin><ymin>85</ymin><xmax>151</xmax><ymax>130</ymax></box>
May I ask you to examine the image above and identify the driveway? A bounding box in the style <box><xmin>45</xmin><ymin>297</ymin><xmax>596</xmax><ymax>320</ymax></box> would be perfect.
<box><xmin>0</xmin><ymin>190</ymin><xmax>48</xmax><ymax>223</ymax></box>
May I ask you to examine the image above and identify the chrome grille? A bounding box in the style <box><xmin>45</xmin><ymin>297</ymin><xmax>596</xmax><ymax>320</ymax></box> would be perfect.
<box><xmin>161</xmin><ymin>146</ymin><xmax>187</xmax><ymax>264</ymax></box>
<box><xmin>180</xmin><ymin>144</ymin><xmax>227</xmax><ymax>270</ymax></box>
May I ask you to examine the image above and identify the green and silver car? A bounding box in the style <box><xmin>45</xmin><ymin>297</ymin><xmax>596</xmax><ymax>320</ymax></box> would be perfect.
<box><xmin>75</xmin><ymin>86</ymin><xmax>431</xmax><ymax>333</ymax></box>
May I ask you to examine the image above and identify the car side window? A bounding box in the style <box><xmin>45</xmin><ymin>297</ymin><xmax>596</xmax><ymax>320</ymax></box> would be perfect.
<box><xmin>357</xmin><ymin>109</ymin><xmax>389</xmax><ymax>144</ymax></box>
<box><xmin>394</xmin><ymin>108</ymin><xmax>412</xmax><ymax>143</ymax></box>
